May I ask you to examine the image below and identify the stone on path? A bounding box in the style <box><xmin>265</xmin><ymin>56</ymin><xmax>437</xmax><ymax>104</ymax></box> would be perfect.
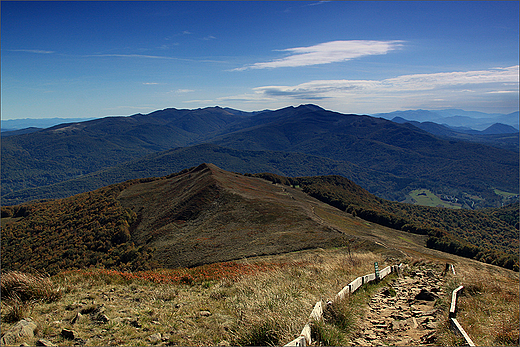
<box><xmin>148</xmin><ymin>333</ymin><xmax>162</xmax><ymax>344</ymax></box>
<box><xmin>415</xmin><ymin>288</ymin><xmax>438</xmax><ymax>301</ymax></box>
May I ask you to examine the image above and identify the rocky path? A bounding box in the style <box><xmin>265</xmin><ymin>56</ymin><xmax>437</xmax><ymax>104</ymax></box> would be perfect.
<box><xmin>352</xmin><ymin>267</ymin><xmax>445</xmax><ymax>346</ymax></box>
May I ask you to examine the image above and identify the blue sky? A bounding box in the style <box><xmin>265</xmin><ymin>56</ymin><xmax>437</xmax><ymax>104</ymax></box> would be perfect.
<box><xmin>1</xmin><ymin>1</ymin><xmax>519</xmax><ymax>120</ymax></box>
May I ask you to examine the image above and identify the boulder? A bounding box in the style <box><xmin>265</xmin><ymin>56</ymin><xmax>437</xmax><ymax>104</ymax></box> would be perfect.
<box><xmin>0</xmin><ymin>318</ymin><xmax>38</xmax><ymax>346</ymax></box>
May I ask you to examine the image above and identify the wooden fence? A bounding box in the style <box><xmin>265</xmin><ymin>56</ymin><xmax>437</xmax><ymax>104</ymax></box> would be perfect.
<box><xmin>284</xmin><ymin>263</ymin><xmax>402</xmax><ymax>346</ymax></box>
<box><xmin>285</xmin><ymin>262</ymin><xmax>477</xmax><ymax>346</ymax></box>
<box><xmin>449</xmin><ymin>283</ymin><xmax>476</xmax><ymax>346</ymax></box>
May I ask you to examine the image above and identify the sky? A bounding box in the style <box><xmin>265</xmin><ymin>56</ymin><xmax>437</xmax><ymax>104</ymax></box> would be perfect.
<box><xmin>1</xmin><ymin>1</ymin><xmax>519</xmax><ymax>120</ymax></box>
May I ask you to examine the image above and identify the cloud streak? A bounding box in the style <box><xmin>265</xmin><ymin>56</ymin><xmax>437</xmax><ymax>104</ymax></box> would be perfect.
<box><xmin>252</xmin><ymin>66</ymin><xmax>519</xmax><ymax>97</ymax></box>
<box><xmin>219</xmin><ymin>66</ymin><xmax>519</xmax><ymax>113</ymax></box>
<box><xmin>234</xmin><ymin>40</ymin><xmax>403</xmax><ymax>70</ymax></box>
<box><xmin>7</xmin><ymin>49</ymin><xmax>55</xmax><ymax>54</ymax></box>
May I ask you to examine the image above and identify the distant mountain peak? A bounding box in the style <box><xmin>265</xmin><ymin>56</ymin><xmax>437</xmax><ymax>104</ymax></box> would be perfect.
<box><xmin>482</xmin><ymin>123</ymin><xmax>519</xmax><ymax>135</ymax></box>
<box><xmin>296</xmin><ymin>104</ymin><xmax>325</xmax><ymax>111</ymax></box>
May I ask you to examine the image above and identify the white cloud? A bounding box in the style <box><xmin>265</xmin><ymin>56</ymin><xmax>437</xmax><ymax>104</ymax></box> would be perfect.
<box><xmin>382</xmin><ymin>66</ymin><xmax>519</xmax><ymax>90</ymax></box>
<box><xmin>8</xmin><ymin>49</ymin><xmax>55</xmax><ymax>54</ymax></box>
<box><xmin>253</xmin><ymin>66</ymin><xmax>519</xmax><ymax>96</ymax></box>
<box><xmin>234</xmin><ymin>40</ymin><xmax>403</xmax><ymax>70</ymax></box>
<box><xmin>175</xmin><ymin>89</ymin><xmax>195</xmax><ymax>93</ymax></box>
<box><xmin>221</xmin><ymin>66</ymin><xmax>519</xmax><ymax>113</ymax></box>
<box><xmin>307</xmin><ymin>1</ymin><xmax>331</xmax><ymax>6</ymax></box>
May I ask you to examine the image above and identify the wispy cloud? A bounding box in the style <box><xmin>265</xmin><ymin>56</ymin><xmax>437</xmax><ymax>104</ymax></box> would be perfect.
<box><xmin>7</xmin><ymin>49</ymin><xmax>55</xmax><ymax>54</ymax></box>
<box><xmin>220</xmin><ymin>66</ymin><xmax>519</xmax><ymax>113</ymax></box>
<box><xmin>81</xmin><ymin>53</ymin><xmax>225</xmax><ymax>64</ymax></box>
<box><xmin>252</xmin><ymin>66</ymin><xmax>519</xmax><ymax>97</ymax></box>
<box><xmin>174</xmin><ymin>89</ymin><xmax>195</xmax><ymax>93</ymax></box>
<box><xmin>86</xmin><ymin>53</ymin><xmax>180</xmax><ymax>60</ymax></box>
<box><xmin>306</xmin><ymin>1</ymin><xmax>331</xmax><ymax>6</ymax></box>
<box><xmin>234</xmin><ymin>40</ymin><xmax>403</xmax><ymax>70</ymax></box>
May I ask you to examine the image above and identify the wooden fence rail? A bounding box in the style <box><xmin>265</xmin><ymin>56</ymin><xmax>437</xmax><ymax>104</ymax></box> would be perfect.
<box><xmin>285</xmin><ymin>263</ymin><xmax>402</xmax><ymax>346</ymax></box>
<box><xmin>449</xmin><ymin>283</ymin><xmax>476</xmax><ymax>346</ymax></box>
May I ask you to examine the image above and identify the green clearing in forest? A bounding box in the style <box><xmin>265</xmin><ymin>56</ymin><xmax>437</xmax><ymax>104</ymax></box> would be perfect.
<box><xmin>407</xmin><ymin>189</ymin><xmax>461</xmax><ymax>209</ymax></box>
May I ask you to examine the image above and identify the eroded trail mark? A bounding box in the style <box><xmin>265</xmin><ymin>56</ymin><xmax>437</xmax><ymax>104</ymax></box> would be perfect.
<box><xmin>352</xmin><ymin>267</ymin><xmax>445</xmax><ymax>346</ymax></box>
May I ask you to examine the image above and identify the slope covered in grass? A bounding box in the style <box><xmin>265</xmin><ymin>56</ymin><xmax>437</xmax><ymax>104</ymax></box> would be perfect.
<box><xmin>253</xmin><ymin>173</ymin><xmax>519</xmax><ymax>270</ymax></box>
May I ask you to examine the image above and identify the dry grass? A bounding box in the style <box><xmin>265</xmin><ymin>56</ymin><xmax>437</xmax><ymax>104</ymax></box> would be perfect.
<box><xmin>1</xmin><ymin>271</ymin><xmax>62</xmax><ymax>303</ymax></box>
<box><xmin>433</xmin><ymin>263</ymin><xmax>519</xmax><ymax>346</ymax></box>
<box><xmin>1</xmin><ymin>249</ymin><xmax>517</xmax><ymax>346</ymax></box>
<box><xmin>1</xmin><ymin>271</ymin><xmax>62</xmax><ymax>323</ymax></box>
<box><xmin>0</xmin><ymin>249</ymin><xmax>389</xmax><ymax>346</ymax></box>
<box><xmin>455</xmin><ymin>268</ymin><xmax>519</xmax><ymax>346</ymax></box>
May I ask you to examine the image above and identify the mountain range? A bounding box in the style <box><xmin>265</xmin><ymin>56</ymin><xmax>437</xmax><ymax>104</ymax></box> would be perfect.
<box><xmin>1</xmin><ymin>117</ymin><xmax>100</xmax><ymax>133</ymax></box>
<box><xmin>374</xmin><ymin>109</ymin><xmax>519</xmax><ymax>130</ymax></box>
<box><xmin>2</xmin><ymin>105</ymin><xmax>518</xmax><ymax>208</ymax></box>
<box><xmin>391</xmin><ymin>117</ymin><xmax>519</xmax><ymax>152</ymax></box>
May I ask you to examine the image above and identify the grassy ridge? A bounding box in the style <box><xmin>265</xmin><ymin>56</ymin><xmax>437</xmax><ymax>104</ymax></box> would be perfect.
<box><xmin>1</xmin><ymin>164</ymin><xmax>349</xmax><ymax>274</ymax></box>
<box><xmin>253</xmin><ymin>173</ymin><xmax>519</xmax><ymax>271</ymax></box>
<box><xmin>2</xmin><ymin>165</ymin><xmax>517</xmax><ymax>276</ymax></box>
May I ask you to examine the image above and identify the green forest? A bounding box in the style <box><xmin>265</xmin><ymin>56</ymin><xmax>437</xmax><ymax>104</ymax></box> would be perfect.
<box><xmin>1</xmin><ymin>178</ymin><xmax>158</xmax><ymax>275</ymax></box>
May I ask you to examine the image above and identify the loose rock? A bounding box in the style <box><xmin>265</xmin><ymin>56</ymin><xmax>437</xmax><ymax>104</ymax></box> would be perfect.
<box><xmin>36</xmin><ymin>339</ymin><xmax>56</xmax><ymax>347</ymax></box>
<box><xmin>71</xmin><ymin>312</ymin><xmax>85</xmax><ymax>325</ymax></box>
<box><xmin>0</xmin><ymin>318</ymin><xmax>38</xmax><ymax>346</ymax></box>
<box><xmin>415</xmin><ymin>288</ymin><xmax>438</xmax><ymax>301</ymax></box>
<box><xmin>148</xmin><ymin>333</ymin><xmax>162</xmax><ymax>343</ymax></box>
<box><xmin>95</xmin><ymin>313</ymin><xmax>110</xmax><ymax>323</ymax></box>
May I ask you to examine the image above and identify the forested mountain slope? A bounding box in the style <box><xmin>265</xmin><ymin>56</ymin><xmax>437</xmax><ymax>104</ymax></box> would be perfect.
<box><xmin>2</xmin><ymin>105</ymin><xmax>517</xmax><ymax>208</ymax></box>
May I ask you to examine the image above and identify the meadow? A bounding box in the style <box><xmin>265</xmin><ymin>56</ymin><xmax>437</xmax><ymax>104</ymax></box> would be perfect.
<box><xmin>2</xmin><ymin>247</ymin><xmax>518</xmax><ymax>346</ymax></box>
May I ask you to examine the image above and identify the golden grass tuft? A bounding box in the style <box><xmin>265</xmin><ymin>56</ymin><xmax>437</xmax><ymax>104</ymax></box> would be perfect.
<box><xmin>1</xmin><ymin>270</ymin><xmax>62</xmax><ymax>304</ymax></box>
<box><xmin>1</xmin><ymin>270</ymin><xmax>62</xmax><ymax>323</ymax></box>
